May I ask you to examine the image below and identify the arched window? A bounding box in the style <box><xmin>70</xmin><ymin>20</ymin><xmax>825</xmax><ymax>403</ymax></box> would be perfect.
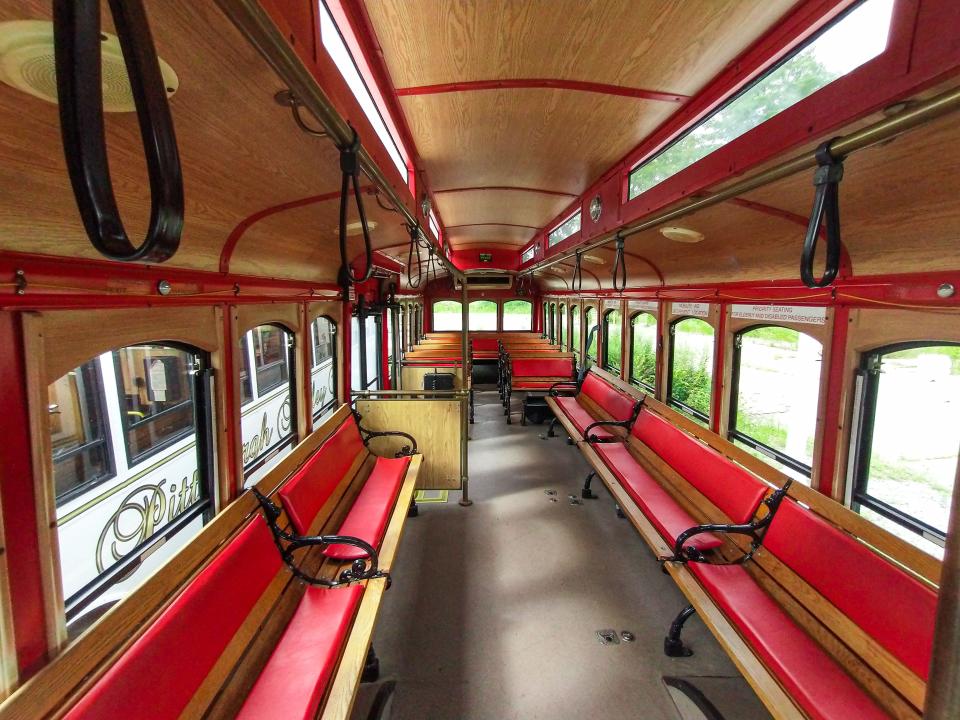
<box><xmin>629</xmin><ymin>312</ymin><xmax>657</xmax><ymax>392</ymax></box>
<box><xmin>503</xmin><ymin>299</ymin><xmax>532</xmax><ymax>331</ymax></box>
<box><xmin>310</xmin><ymin>316</ymin><xmax>338</xmax><ymax>423</ymax></box>
<box><xmin>558</xmin><ymin>304</ymin><xmax>567</xmax><ymax>348</ymax></box>
<box><xmin>548</xmin><ymin>303</ymin><xmax>557</xmax><ymax>343</ymax></box>
<box><xmin>730</xmin><ymin>326</ymin><xmax>822</xmax><ymax>483</ymax></box>
<box><xmin>570</xmin><ymin>306</ymin><xmax>580</xmax><ymax>363</ymax></box>
<box><xmin>432</xmin><ymin>300</ymin><xmax>462</xmax><ymax>331</ymax></box>
<box><xmin>49</xmin><ymin>343</ymin><xmax>212</xmax><ymax>631</ymax></box>
<box><xmin>667</xmin><ymin>317</ymin><xmax>714</xmax><ymax>424</ymax></box>
<box><xmin>542</xmin><ymin>303</ymin><xmax>549</xmax><ymax>337</ymax></box>
<box><xmin>602</xmin><ymin>309</ymin><xmax>622</xmax><ymax>373</ymax></box>
<box><xmin>398</xmin><ymin>304</ymin><xmax>407</xmax><ymax>355</ymax></box>
<box><xmin>241</xmin><ymin>324</ymin><xmax>297</xmax><ymax>485</ymax></box>
<box><xmin>850</xmin><ymin>342</ymin><xmax>960</xmax><ymax>555</ymax></box>
<box><xmin>469</xmin><ymin>300</ymin><xmax>498</xmax><ymax>331</ymax></box>
<box><xmin>584</xmin><ymin>307</ymin><xmax>598</xmax><ymax>364</ymax></box>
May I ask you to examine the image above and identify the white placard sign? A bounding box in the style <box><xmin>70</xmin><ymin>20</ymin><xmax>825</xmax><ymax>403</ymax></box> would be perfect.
<box><xmin>632</xmin><ymin>300</ymin><xmax>658</xmax><ymax>311</ymax></box>
<box><xmin>731</xmin><ymin>304</ymin><xmax>827</xmax><ymax>325</ymax></box>
<box><xmin>672</xmin><ymin>302</ymin><xmax>710</xmax><ymax>318</ymax></box>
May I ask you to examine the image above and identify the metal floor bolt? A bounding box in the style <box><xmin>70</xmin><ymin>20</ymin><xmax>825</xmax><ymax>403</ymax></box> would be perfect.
<box><xmin>620</xmin><ymin>631</ymin><xmax>636</xmax><ymax>643</ymax></box>
<box><xmin>597</xmin><ymin>629</ymin><xmax>620</xmax><ymax>645</ymax></box>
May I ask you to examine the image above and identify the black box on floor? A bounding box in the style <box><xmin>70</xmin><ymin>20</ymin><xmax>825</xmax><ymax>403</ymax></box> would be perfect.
<box><xmin>522</xmin><ymin>393</ymin><xmax>551</xmax><ymax>425</ymax></box>
<box><xmin>423</xmin><ymin>372</ymin><xmax>456</xmax><ymax>391</ymax></box>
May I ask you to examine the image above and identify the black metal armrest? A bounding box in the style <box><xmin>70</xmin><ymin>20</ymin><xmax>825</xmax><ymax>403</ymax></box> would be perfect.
<box><xmin>252</xmin><ymin>488</ymin><xmax>390</xmax><ymax>587</ymax></box>
<box><xmin>668</xmin><ymin>479</ymin><xmax>794</xmax><ymax>565</ymax></box>
<box><xmin>583</xmin><ymin>418</ymin><xmax>632</xmax><ymax>443</ymax></box>
<box><xmin>548</xmin><ymin>381</ymin><xmax>578</xmax><ymax>397</ymax></box>
<box><xmin>350</xmin><ymin>407</ymin><xmax>418</xmax><ymax>457</ymax></box>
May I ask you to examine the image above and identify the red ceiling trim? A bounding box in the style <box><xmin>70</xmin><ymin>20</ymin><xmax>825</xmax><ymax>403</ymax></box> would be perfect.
<box><xmin>219</xmin><ymin>187</ymin><xmax>372</xmax><ymax>274</ymax></box>
<box><xmin>395</xmin><ymin>78</ymin><xmax>688</xmax><ymax>103</ymax></box>
<box><xmin>434</xmin><ymin>185</ymin><xmax>578</xmax><ymax>198</ymax></box>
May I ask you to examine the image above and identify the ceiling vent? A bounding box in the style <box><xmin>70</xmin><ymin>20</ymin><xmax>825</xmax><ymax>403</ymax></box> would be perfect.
<box><xmin>0</xmin><ymin>20</ymin><xmax>179</xmax><ymax>112</ymax></box>
<box><xmin>455</xmin><ymin>274</ymin><xmax>513</xmax><ymax>290</ymax></box>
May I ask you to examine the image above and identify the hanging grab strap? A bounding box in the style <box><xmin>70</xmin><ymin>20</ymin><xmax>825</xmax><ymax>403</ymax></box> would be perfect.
<box><xmin>405</xmin><ymin>222</ymin><xmax>425</xmax><ymax>289</ymax></box>
<box><xmin>612</xmin><ymin>234</ymin><xmax>627</xmax><ymax>292</ymax></box>
<box><xmin>53</xmin><ymin>0</ymin><xmax>184</xmax><ymax>263</ymax></box>
<box><xmin>800</xmin><ymin>140</ymin><xmax>844</xmax><ymax>288</ymax></box>
<box><xmin>339</xmin><ymin>128</ymin><xmax>374</xmax><ymax>284</ymax></box>
<box><xmin>572</xmin><ymin>251</ymin><xmax>583</xmax><ymax>292</ymax></box>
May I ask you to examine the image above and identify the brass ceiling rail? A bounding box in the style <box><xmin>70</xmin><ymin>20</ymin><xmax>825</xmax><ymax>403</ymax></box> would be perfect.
<box><xmin>520</xmin><ymin>83</ymin><xmax>960</xmax><ymax>278</ymax></box>
<box><xmin>213</xmin><ymin>0</ymin><xmax>465</xmax><ymax>282</ymax></box>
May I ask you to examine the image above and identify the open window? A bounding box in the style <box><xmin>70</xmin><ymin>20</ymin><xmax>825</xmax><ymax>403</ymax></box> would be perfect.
<box><xmin>584</xmin><ymin>307</ymin><xmax>598</xmax><ymax>365</ymax></box>
<box><xmin>351</xmin><ymin>311</ymin><xmax>382</xmax><ymax>393</ymax></box>
<box><xmin>602</xmin><ymin>310</ymin><xmax>622</xmax><ymax>374</ymax></box>
<box><xmin>468</xmin><ymin>300</ymin><xmax>498</xmax><ymax>331</ymax></box>
<box><xmin>49</xmin><ymin>344</ymin><xmax>213</xmax><ymax>633</ymax></box>
<box><xmin>850</xmin><ymin>343</ymin><xmax>960</xmax><ymax>555</ymax></box>
<box><xmin>432</xmin><ymin>300</ymin><xmax>462</xmax><ymax>331</ymax></box>
<box><xmin>542</xmin><ymin>303</ymin><xmax>549</xmax><ymax>337</ymax></box>
<box><xmin>548</xmin><ymin>303</ymin><xmax>557</xmax><ymax>343</ymax></box>
<box><xmin>729</xmin><ymin>326</ymin><xmax>822</xmax><ymax>483</ymax></box>
<box><xmin>667</xmin><ymin>318</ymin><xmax>714</xmax><ymax>424</ymax></box>
<box><xmin>240</xmin><ymin>324</ymin><xmax>297</xmax><ymax>487</ymax></box>
<box><xmin>629</xmin><ymin>312</ymin><xmax>657</xmax><ymax>392</ymax></box>
<box><xmin>502</xmin><ymin>299</ymin><xmax>532</xmax><ymax>331</ymax></box>
<box><xmin>558</xmin><ymin>303</ymin><xmax>567</xmax><ymax>348</ymax></box>
<box><xmin>310</xmin><ymin>316</ymin><xmax>338</xmax><ymax>423</ymax></box>
<box><xmin>571</xmin><ymin>306</ymin><xmax>580</xmax><ymax>364</ymax></box>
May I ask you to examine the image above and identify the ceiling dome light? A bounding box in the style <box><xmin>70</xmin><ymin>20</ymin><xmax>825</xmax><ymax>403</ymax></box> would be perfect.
<box><xmin>0</xmin><ymin>20</ymin><xmax>179</xmax><ymax>112</ymax></box>
<box><xmin>345</xmin><ymin>220</ymin><xmax>377</xmax><ymax>235</ymax></box>
<box><xmin>660</xmin><ymin>226</ymin><xmax>705</xmax><ymax>243</ymax></box>
<box><xmin>583</xmin><ymin>254</ymin><xmax>605</xmax><ymax>264</ymax></box>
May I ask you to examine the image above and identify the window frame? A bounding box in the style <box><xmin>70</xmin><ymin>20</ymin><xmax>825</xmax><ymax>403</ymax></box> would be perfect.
<box><xmin>558</xmin><ymin>303</ymin><xmax>566</xmax><ymax>348</ymax></box>
<box><xmin>432</xmin><ymin>299</ymin><xmax>463</xmax><ymax>332</ymax></box>
<box><xmin>666</xmin><ymin>316</ymin><xmax>713</xmax><ymax>424</ymax></box>
<box><xmin>310</xmin><ymin>315</ymin><xmax>338</xmax><ymax>422</ymax></box>
<box><xmin>548</xmin><ymin>303</ymin><xmax>557</xmax><ymax>343</ymax></box>
<box><xmin>728</xmin><ymin>324</ymin><xmax>815</xmax><ymax>479</ymax></box>
<box><xmin>584</xmin><ymin>307</ymin><xmax>598</xmax><ymax>364</ymax></box>
<box><xmin>501</xmin><ymin>299</ymin><xmax>533</xmax><ymax>332</ymax></box>
<box><xmin>628</xmin><ymin>311</ymin><xmax>657</xmax><ymax>394</ymax></box>
<box><xmin>849</xmin><ymin>341</ymin><xmax>960</xmax><ymax>546</ymax></box>
<box><xmin>601</xmin><ymin>309</ymin><xmax>622</xmax><ymax>374</ymax></box>
<box><xmin>547</xmin><ymin>209</ymin><xmax>582</xmax><ymax>247</ymax></box>
<box><xmin>571</xmin><ymin>305</ymin><xmax>580</xmax><ymax>361</ymax></box>
<box><xmin>468</xmin><ymin>299</ymin><xmax>499</xmax><ymax>332</ymax></box>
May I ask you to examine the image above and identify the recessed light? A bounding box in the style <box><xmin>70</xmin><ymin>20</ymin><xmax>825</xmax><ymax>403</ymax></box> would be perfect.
<box><xmin>583</xmin><ymin>254</ymin><xmax>605</xmax><ymax>264</ymax></box>
<box><xmin>0</xmin><ymin>20</ymin><xmax>179</xmax><ymax>112</ymax></box>
<box><xmin>660</xmin><ymin>226</ymin><xmax>704</xmax><ymax>243</ymax></box>
<box><xmin>344</xmin><ymin>220</ymin><xmax>377</xmax><ymax>235</ymax></box>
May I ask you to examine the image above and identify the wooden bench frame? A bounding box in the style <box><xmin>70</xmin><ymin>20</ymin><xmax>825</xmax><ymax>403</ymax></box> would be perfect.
<box><xmin>0</xmin><ymin>405</ymin><xmax>421</xmax><ymax>720</ymax></box>
<box><xmin>501</xmin><ymin>352</ymin><xmax>576</xmax><ymax>424</ymax></box>
<box><xmin>564</xmin><ymin>389</ymin><xmax>939</xmax><ymax>719</ymax></box>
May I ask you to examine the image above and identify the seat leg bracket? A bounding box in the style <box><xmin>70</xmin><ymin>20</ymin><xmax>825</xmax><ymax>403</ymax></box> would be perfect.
<box><xmin>664</xmin><ymin>605</ymin><xmax>696</xmax><ymax>657</ymax></box>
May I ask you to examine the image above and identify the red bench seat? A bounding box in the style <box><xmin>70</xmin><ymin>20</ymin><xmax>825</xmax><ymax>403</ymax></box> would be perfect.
<box><xmin>237</xmin><ymin>584</ymin><xmax>364</xmax><ymax>720</ymax></box>
<box><xmin>325</xmin><ymin>455</ymin><xmax>411</xmax><ymax>560</ymax></box>
<box><xmin>552</xmin><ymin>372</ymin><xmax>638</xmax><ymax>440</ymax></box>
<box><xmin>595</xmin><ymin>443</ymin><xmax>721</xmax><ymax>552</ymax></box>
<box><xmin>690</xmin><ymin>562</ymin><xmax>887</xmax><ymax>720</ymax></box>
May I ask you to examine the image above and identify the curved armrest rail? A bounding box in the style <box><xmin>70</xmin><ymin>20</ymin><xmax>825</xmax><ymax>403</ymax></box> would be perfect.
<box><xmin>350</xmin><ymin>407</ymin><xmax>418</xmax><ymax>457</ymax></box>
<box><xmin>669</xmin><ymin>479</ymin><xmax>793</xmax><ymax>565</ymax></box>
<box><xmin>548</xmin><ymin>381</ymin><xmax>578</xmax><ymax>396</ymax></box>
<box><xmin>584</xmin><ymin>399</ymin><xmax>644</xmax><ymax>442</ymax></box>
<box><xmin>252</xmin><ymin>489</ymin><xmax>390</xmax><ymax>587</ymax></box>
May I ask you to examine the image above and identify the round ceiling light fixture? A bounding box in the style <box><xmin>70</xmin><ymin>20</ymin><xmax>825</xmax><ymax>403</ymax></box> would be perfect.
<box><xmin>0</xmin><ymin>20</ymin><xmax>179</xmax><ymax>112</ymax></box>
<box><xmin>583</xmin><ymin>254</ymin><xmax>605</xmax><ymax>265</ymax></box>
<box><xmin>344</xmin><ymin>220</ymin><xmax>377</xmax><ymax>235</ymax></box>
<box><xmin>659</xmin><ymin>226</ymin><xmax>705</xmax><ymax>243</ymax></box>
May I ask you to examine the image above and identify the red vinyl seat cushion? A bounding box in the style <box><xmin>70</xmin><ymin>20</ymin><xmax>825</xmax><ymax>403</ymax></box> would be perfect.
<box><xmin>690</xmin><ymin>562</ymin><xmax>888</xmax><ymax>720</ymax></box>
<box><xmin>325</xmin><ymin>456</ymin><xmax>411</xmax><ymax>560</ymax></box>
<box><xmin>762</xmin><ymin>500</ymin><xmax>937</xmax><ymax>680</ymax></box>
<box><xmin>595</xmin><ymin>443</ymin><xmax>721</xmax><ymax>552</ymax></box>
<box><xmin>280</xmin><ymin>416</ymin><xmax>365</xmax><ymax>535</ymax></box>
<box><xmin>511</xmin><ymin>358</ymin><xmax>574</xmax><ymax>378</ymax></box>
<box><xmin>554</xmin><ymin>396</ymin><xmax>614</xmax><ymax>439</ymax></box>
<box><xmin>580</xmin><ymin>373</ymin><xmax>636</xmax><ymax>421</ymax></box>
<box><xmin>512</xmin><ymin>380</ymin><xmax>566</xmax><ymax>390</ymax></box>
<box><xmin>65</xmin><ymin>518</ymin><xmax>281</xmax><ymax>720</ymax></box>
<box><xmin>236</xmin><ymin>584</ymin><xmax>363</xmax><ymax>720</ymax></box>
<box><xmin>631</xmin><ymin>410</ymin><xmax>767</xmax><ymax>523</ymax></box>
<box><xmin>472</xmin><ymin>338</ymin><xmax>499</xmax><ymax>351</ymax></box>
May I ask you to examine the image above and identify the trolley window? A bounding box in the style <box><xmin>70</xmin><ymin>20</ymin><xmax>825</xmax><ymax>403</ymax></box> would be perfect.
<box><xmin>585</xmin><ymin>307</ymin><xmax>598</xmax><ymax>364</ymax></box>
<box><xmin>558</xmin><ymin>304</ymin><xmax>567</xmax><ymax>348</ymax></box>
<box><xmin>548</xmin><ymin>303</ymin><xmax>557</xmax><ymax>343</ymax></box>
<box><xmin>629</xmin><ymin>312</ymin><xmax>657</xmax><ymax>392</ymax></box>
<box><xmin>571</xmin><ymin>306</ymin><xmax>580</xmax><ymax>364</ymax></box>
<box><xmin>851</xmin><ymin>343</ymin><xmax>960</xmax><ymax>555</ymax></box>
<box><xmin>602</xmin><ymin>310</ymin><xmax>622</xmax><ymax>374</ymax></box>
<box><xmin>469</xmin><ymin>300</ymin><xmax>498</xmax><ymax>331</ymax></box>
<box><xmin>729</xmin><ymin>326</ymin><xmax>822</xmax><ymax>482</ymax></box>
<box><xmin>667</xmin><ymin>318</ymin><xmax>714</xmax><ymax>424</ymax></box>
<box><xmin>310</xmin><ymin>316</ymin><xmax>337</xmax><ymax>422</ymax></box>
<box><xmin>433</xmin><ymin>300</ymin><xmax>462</xmax><ymax>331</ymax></box>
<box><xmin>503</xmin><ymin>299</ymin><xmax>532</xmax><ymax>331</ymax></box>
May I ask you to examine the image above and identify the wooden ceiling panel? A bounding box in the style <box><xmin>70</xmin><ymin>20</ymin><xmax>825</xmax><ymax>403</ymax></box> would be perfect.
<box><xmin>435</xmin><ymin>189</ymin><xmax>571</xmax><ymax>229</ymax></box>
<box><xmin>402</xmin><ymin>89</ymin><xmax>674</xmax><ymax>192</ymax></box>
<box><xmin>366</xmin><ymin>0</ymin><xmax>795</xmax><ymax>96</ymax></box>
<box><xmin>443</xmin><ymin>224</ymin><xmax>536</xmax><ymax>249</ymax></box>
<box><xmin>0</xmin><ymin>0</ymin><xmax>346</xmax><ymax>278</ymax></box>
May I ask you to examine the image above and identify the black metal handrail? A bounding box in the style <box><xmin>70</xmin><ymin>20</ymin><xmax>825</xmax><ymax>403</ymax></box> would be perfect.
<box><xmin>53</xmin><ymin>0</ymin><xmax>184</xmax><ymax>262</ymax></box>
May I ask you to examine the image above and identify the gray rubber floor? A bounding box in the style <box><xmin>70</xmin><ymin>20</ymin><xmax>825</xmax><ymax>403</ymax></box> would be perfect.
<box><xmin>352</xmin><ymin>391</ymin><xmax>771</xmax><ymax>720</ymax></box>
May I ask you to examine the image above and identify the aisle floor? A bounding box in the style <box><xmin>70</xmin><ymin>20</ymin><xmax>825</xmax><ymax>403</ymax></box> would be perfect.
<box><xmin>352</xmin><ymin>391</ymin><xmax>771</xmax><ymax>720</ymax></box>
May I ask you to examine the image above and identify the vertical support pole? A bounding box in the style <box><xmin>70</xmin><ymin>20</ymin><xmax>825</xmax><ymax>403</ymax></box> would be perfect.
<box><xmin>655</xmin><ymin>301</ymin><xmax>666</xmax><ymax>401</ymax></box>
<box><xmin>925</xmin><ymin>463</ymin><xmax>960</xmax><ymax>719</ymax></box>
<box><xmin>381</xmin><ymin>307</ymin><xmax>390</xmax><ymax>390</ymax></box>
<box><xmin>389</xmin><ymin>304</ymin><xmax>400</xmax><ymax>390</ymax></box>
<box><xmin>816</xmin><ymin>305</ymin><xmax>850</xmax><ymax>497</ymax></box>
<box><xmin>710</xmin><ymin>304</ymin><xmax>726</xmax><ymax>434</ymax></box>
<box><xmin>221</xmin><ymin>305</ymin><xmax>240</xmax><ymax>504</ymax></box>
<box><xmin>341</xmin><ymin>299</ymin><xmax>352</xmax><ymax>403</ymax></box>
<box><xmin>301</xmin><ymin>302</ymin><xmax>313</xmax><ymax>434</ymax></box>
<box><xmin>459</xmin><ymin>279</ymin><xmax>472</xmax><ymax>506</ymax></box>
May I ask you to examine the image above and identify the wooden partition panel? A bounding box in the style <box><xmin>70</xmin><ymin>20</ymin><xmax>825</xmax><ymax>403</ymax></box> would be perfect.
<box><xmin>400</xmin><ymin>365</ymin><xmax>465</xmax><ymax>391</ymax></box>
<box><xmin>356</xmin><ymin>399</ymin><xmax>463</xmax><ymax>490</ymax></box>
